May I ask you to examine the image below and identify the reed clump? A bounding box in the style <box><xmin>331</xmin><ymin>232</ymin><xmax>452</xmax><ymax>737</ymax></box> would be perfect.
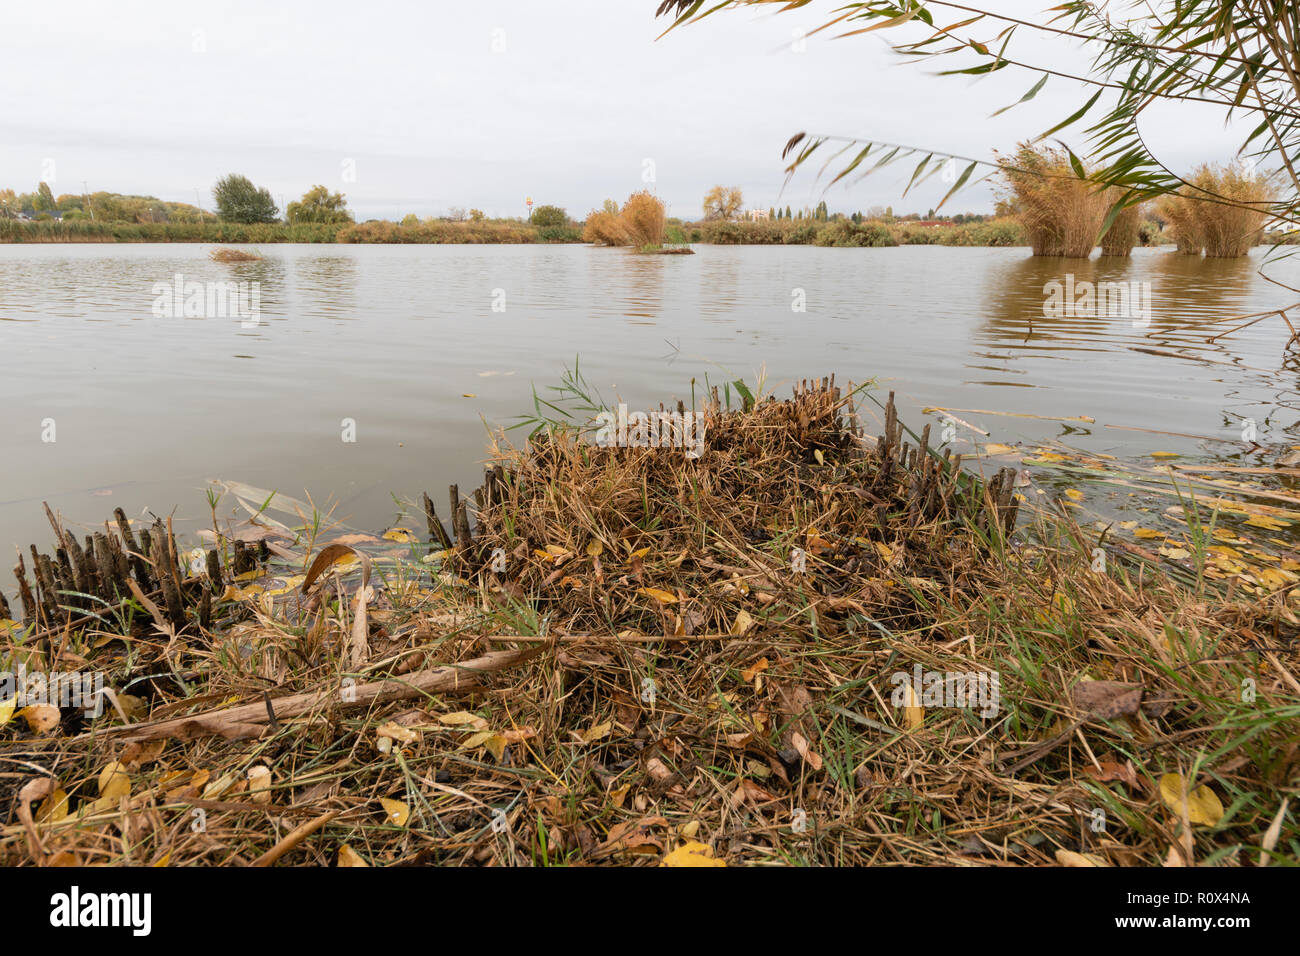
<box><xmin>581</xmin><ymin>199</ymin><xmax>629</xmax><ymax>246</ymax></box>
<box><xmin>999</xmin><ymin>144</ymin><xmax>1110</xmax><ymax>257</ymax></box>
<box><xmin>1184</xmin><ymin>164</ymin><xmax>1271</xmax><ymax>257</ymax></box>
<box><xmin>620</xmin><ymin>190</ymin><xmax>666</xmax><ymax>248</ymax></box>
<box><xmin>1099</xmin><ymin>194</ymin><xmax>1144</xmax><ymax>257</ymax></box>
<box><xmin>209</xmin><ymin>247</ymin><xmax>263</xmax><ymax>262</ymax></box>
<box><xmin>1155</xmin><ymin>192</ymin><xmax>1205</xmax><ymax>253</ymax></box>
<box><xmin>582</xmin><ymin>192</ymin><xmax>667</xmax><ymax>248</ymax></box>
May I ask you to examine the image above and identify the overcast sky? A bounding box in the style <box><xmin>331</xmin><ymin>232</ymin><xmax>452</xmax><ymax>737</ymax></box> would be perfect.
<box><xmin>1</xmin><ymin>0</ymin><xmax>1244</xmax><ymax>221</ymax></box>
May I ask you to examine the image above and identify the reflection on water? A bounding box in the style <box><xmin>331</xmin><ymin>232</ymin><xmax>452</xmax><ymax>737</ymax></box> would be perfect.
<box><xmin>3</xmin><ymin>242</ymin><xmax>1300</xmax><ymax>566</ymax></box>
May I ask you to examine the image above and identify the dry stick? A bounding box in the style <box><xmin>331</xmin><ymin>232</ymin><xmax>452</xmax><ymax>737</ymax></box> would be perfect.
<box><xmin>421</xmin><ymin>492</ymin><xmax>454</xmax><ymax>550</ymax></box>
<box><xmin>41</xmin><ymin>502</ymin><xmax>72</xmax><ymax>556</ymax></box>
<box><xmin>114</xmin><ymin>507</ymin><xmax>152</xmax><ymax>589</ymax></box>
<box><xmin>92</xmin><ymin>645</ymin><xmax>548</xmax><ymax>744</ymax></box>
<box><xmin>13</xmin><ymin>554</ymin><xmax>38</xmax><ymax>623</ymax></box>
<box><xmin>249</xmin><ymin>810</ymin><xmax>340</xmax><ymax>867</ymax></box>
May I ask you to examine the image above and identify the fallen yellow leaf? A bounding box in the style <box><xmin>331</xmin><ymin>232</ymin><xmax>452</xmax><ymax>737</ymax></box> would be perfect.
<box><xmin>379</xmin><ymin>797</ymin><xmax>409</xmax><ymax>827</ymax></box>
<box><xmin>1159</xmin><ymin>773</ymin><xmax>1224</xmax><ymax>827</ymax></box>
<box><xmin>636</xmin><ymin>587</ymin><xmax>678</xmax><ymax>604</ymax></box>
<box><xmin>662</xmin><ymin>840</ymin><xmax>726</xmax><ymax>867</ymax></box>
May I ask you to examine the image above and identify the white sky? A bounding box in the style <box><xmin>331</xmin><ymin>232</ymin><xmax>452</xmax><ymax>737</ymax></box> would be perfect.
<box><xmin>0</xmin><ymin>0</ymin><xmax>1245</xmax><ymax>221</ymax></box>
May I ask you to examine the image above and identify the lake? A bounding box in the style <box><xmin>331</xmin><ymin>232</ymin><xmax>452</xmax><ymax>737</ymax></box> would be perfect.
<box><xmin>4</xmin><ymin>242</ymin><xmax>1300</xmax><ymax>582</ymax></box>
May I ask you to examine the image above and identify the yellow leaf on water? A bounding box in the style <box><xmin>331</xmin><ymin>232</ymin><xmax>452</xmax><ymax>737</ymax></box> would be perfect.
<box><xmin>383</xmin><ymin>528</ymin><xmax>418</xmax><ymax>543</ymax></box>
<box><xmin>1159</xmin><ymin>773</ymin><xmax>1224</xmax><ymax>827</ymax></box>
<box><xmin>1134</xmin><ymin>528</ymin><xmax>1166</xmax><ymax>540</ymax></box>
<box><xmin>1159</xmin><ymin>547</ymin><xmax>1192</xmax><ymax>560</ymax></box>
<box><xmin>379</xmin><ymin>797</ymin><xmax>409</xmax><ymax>827</ymax></box>
<box><xmin>637</xmin><ymin>587</ymin><xmax>678</xmax><ymax>605</ymax></box>
<box><xmin>338</xmin><ymin>845</ymin><xmax>370</xmax><ymax>867</ymax></box>
<box><xmin>1150</xmin><ymin>451</ymin><xmax>1180</xmax><ymax>459</ymax></box>
<box><xmin>1246</xmin><ymin>515</ymin><xmax>1290</xmax><ymax>530</ymax></box>
<box><xmin>1064</xmin><ymin>489</ymin><xmax>1085</xmax><ymax>501</ymax></box>
<box><xmin>982</xmin><ymin>443</ymin><xmax>1017</xmax><ymax>456</ymax></box>
<box><xmin>662</xmin><ymin>841</ymin><xmax>726</xmax><ymax>867</ymax></box>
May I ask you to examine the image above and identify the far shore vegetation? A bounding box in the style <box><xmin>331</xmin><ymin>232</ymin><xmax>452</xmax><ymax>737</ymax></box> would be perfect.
<box><xmin>0</xmin><ymin>167</ymin><xmax>1290</xmax><ymax>253</ymax></box>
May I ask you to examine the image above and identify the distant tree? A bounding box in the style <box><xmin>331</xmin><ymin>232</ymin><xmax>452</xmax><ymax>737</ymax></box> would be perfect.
<box><xmin>531</xmin><ymin>204</ymin><xmax>568</xmax><ymax>228</ymax></box>
<box><xmin>927</xmin><ymin>208</ymin><xmax>935</xmax><ymax>219</ymax></box>
<box><xmin>400</xmin><ymin>214</ymin><xmax>420</xmax><ymax>226</ymax></box>
<box><xmin>702</xmin><ymin>186</ymin><xmax>744</xmax><ymax>220</ymax></box>
<box><xmin>768</xmin><ymin>206</ymin><xmax>775</xmax><ymax>219</ymax></box>
<box><xmin>815</xmin><ymin>200</ymin><xmax>828</xmax><ymax>221</ymax></box>
<box><xmin>213</xmin><ymin>174</ymin><xmax>278</xmax><ymax>223</ymax></box>
<box><xmin>784</xmin><ymin>205</ymin><xmax>792</xmax><ymax>219</ymax></box>
<box><xmin>0</xmin><ymin>189</ymin><xmax>17</xmax><ymax>219</ymax></box>
<box><xmin>286</xmin><ymin>185</ymin><xmax>354</xmax><ymax>224</ymax></box>
<box><xmin>469</xmin><ymin>208</ymin><xmax>486</xmax><ymax>222</ymax></box>
<box><xmin>885</xmin><ymin>205</ymin><xmax>894</xmax><ymax>221</ymax></box>
<box><xmin>33</xmin><ymin>182</ymin><xmax>56</xmax><ymax>212</ymax></box>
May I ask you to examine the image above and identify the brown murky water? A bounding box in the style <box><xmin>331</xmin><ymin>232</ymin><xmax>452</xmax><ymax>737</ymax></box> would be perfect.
<box><xmin>4</xmin><ymin>242</ymin><xmax>1300</xmax><ymax>592</ymax></box>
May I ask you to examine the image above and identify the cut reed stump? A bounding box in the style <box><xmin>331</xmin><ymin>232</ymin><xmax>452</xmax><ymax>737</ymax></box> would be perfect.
<box><xmin>5</xmin><ymin>502</ymin><xmax>261</xmax><ymax>639</ymax></box>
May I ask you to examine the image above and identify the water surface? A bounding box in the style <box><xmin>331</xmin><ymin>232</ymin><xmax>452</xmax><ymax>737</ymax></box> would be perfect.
<box><xmin>4</xmin><ymin>242</ymin><xmax>1300</xmax><ymax>578</ymax></box>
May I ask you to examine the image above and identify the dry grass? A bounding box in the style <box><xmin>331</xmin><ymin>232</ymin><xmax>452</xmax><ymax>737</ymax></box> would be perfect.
<box><xmin>3</xmin><ymin>379</ymin><xmax>1297</xmax><ymax>867</ymax></box>
<box><xmin>999</xmin><ymin>144</ymin><xmax>1110</xmax><ymax>257</ymax></box>
<box><xmin>620</xmin><ymin>191</ymin><xmax>666</xmax><ymax>248</ymax></box>
<box><xmin>582</xmin><ymin>193</ymin><xmax>667</xmax><ymax>248</ymax></box>
<box><xmin>208</xmin><ymin>247</ymin><xmax>264</xmax><ymax>262</ymax></box>
<box><xmin>1099</xmin><ymin>194</ymin><xmax>1143</xmax><ymax>257</ymax></box>
<box><xmin>581</xmin><ymin>201</ymin><xmax>629</xmax><ymax>246</ymax></box>
<box><xmin>1155</xmin><ymin>194</ymin><xmax>1205</xmax><ymax>254</ymax></box>
<box><xmin>1155</xmin><ymin>165</ymin><xmax>1273</xmax><ymax>257</ymax></box>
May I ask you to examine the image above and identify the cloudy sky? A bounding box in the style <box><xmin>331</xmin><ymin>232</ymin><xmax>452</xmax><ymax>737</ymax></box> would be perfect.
<box><xmin>1</xmin><ymin>0</ymin><xmax>1242</xmax><ymax>221</ymax></box>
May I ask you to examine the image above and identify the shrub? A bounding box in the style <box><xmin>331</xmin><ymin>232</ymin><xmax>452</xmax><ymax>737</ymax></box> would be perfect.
<box><xmin>212</xmin><ymin>173</ymin><xmax>279</xmax><ymax>224</ymax></box>
<box><xmin>813</xmin><ymin>220</ymin><xmax>896</xmax><ymax>247</ymax></box>
<box><xmin>530</xmin><ymin>205</ymin><xmax>568</xmax><ymax>228</ymax></box>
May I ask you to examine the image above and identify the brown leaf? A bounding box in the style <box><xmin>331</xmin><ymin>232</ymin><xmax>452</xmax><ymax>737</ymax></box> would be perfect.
<box><xmin>1071</xmin><ymin>680</ymin><xmax>1143</xmax><ymax>719</ymax></box>
<box><xmin>1083</xmin><ymin>760</ymin><xmax>1139</xmax><ymax>788</ymax></box>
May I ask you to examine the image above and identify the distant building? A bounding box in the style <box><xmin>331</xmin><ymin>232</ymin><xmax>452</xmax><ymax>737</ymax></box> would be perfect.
<box><xmin>746</xmin><ymin>208</ymin><xmax>770</xmax><ymax>221</ymax></box>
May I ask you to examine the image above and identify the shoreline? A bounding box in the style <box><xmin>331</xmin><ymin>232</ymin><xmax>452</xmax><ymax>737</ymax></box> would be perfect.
<box><xmin>3</xmin><ymin>381</ymin><xmax>1296</xmax><ymax>867</ymax></box>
